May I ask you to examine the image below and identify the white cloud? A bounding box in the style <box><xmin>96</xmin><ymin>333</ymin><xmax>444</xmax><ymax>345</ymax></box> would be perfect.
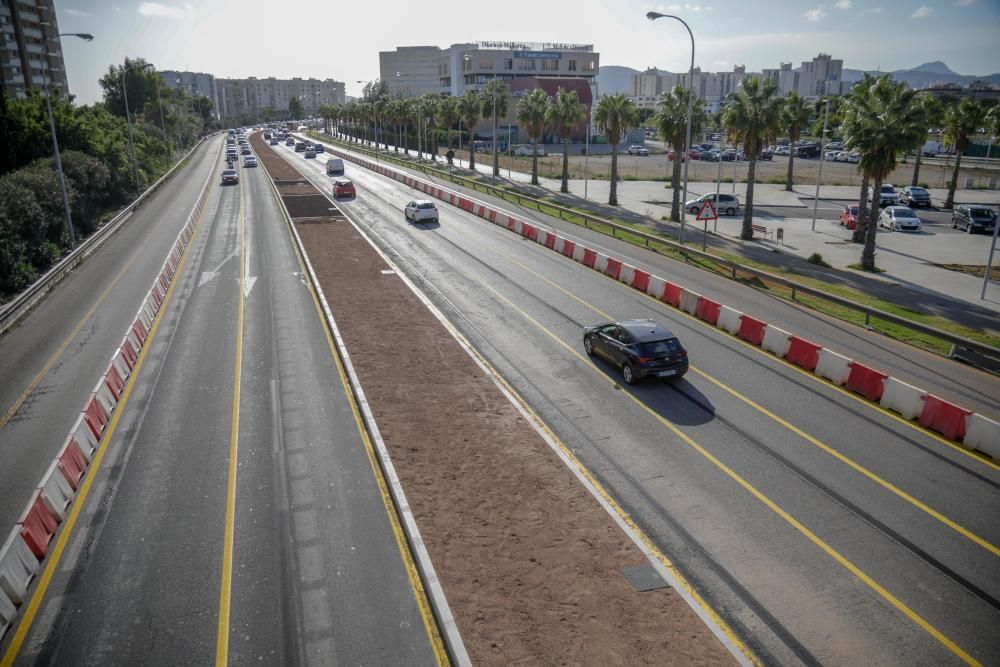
<box><xmin>804</xmin><ymin>7</ymin><xmax>827</xmax><ymax>21</ymax></box>
<box><xmin>834</xmin><ymin>0</ymin><xmax>852</xmax><ymax>8</ymax></box>
<box><xmin>138</xmin><ymin>2</ymin><xmax>194</xmax><ymax>19</ymax></box>
<box><xmin>911</xmin><ymin>5</ymin><xmax>934</xmax><ymax>18</ymax></box>
<box><xmin>662</xmin><ymin>3</ymin><xmax>709</xmax><ymax>10</ymax></box>
<box><xmin>64</xmin><ymin>8</ymin><xmax>91</xmax><ymax>16</ymax></box>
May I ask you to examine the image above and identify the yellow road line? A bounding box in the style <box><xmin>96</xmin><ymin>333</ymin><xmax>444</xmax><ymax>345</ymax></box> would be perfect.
<box><xmin>472</xmin><ymin>277</ymin><xmax>980</xmax><ymax>667</ymax></box>
<box><xmin>481</xmin><ymin>244</ymin><xmax>1000</xmax><ymax>557</ymax></box>
<box><xmin>257</xmin><ymin>148</ymin><xmax>449</xmax><ymax>664</ymax></box>
<box><xmin>1</xmin><ymin>153</ymin><xmax>218</xmax><ymax>666</ymax></box>
<box><xmin>0</xmin><ymin>146</ymin><xmax>220</xmax><ymax>432</ymax></box>
<box><xmin>215</xmin><ymin>166</ymin><xmax>245</xmax><ymax>667</ymax></box>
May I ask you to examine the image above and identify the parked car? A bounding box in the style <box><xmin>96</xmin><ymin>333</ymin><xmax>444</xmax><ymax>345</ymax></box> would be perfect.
<box><xmin>773</xmin><ymin>145</ymin><xmax>790</xmax><ymax>156</ymax></box>
<box><xmin>825</xmin><ymin>142</ymin><xmax>843</xmax><ymax>151</ymax></box>
<box><xmin>685</xmin><ymin>193</ymin><xmax>740</xmax><ymax>216</ymax></box>
<box><xmin>824</xmin><ymin>150</ymin><xmax>839</xmax><ymax>161</ymax></box>
<box><xmin>846</xmin><ymin>152</ymin><xmax>860</xmax><ymax>163</ymax></box>
<box><xmin>758</xmin><ymin>150</ymin><xmax>773</xmax><ymax>161</ymax></box>
<box><xmin>795</xmin><ymin>144</ymin><xmax>820</xmax><ymax>159</ymax></box>
<box><xmin>922</xmin><ymin>141</ymin><xmax>943</xmax><ymax>156</ymax></box>
<box><xmin>701</xmin><ymin>149</ymin><xmax>722</xmax><ymax>162</ymax></box>
<box><xmin>583</xmin><ymin>319</ymin><xmax>688</xmax><ymax>385</ymax></box>
<box><xmin>304</xmin><ymin>147</ymin><xmax>316</xmax><ymax>158</ymax></box>
<box><xmin>835</xmin><ymin>151</ymin><xmax>850</xmax><ymax>162</ymax></box>
<box><xmin>668</xmin><ymin>149</ymin><xmax>700</xmax><ymax>161</ymax></box>
<box><xmin>869</xmin><ymin>184</ymin><xmax>899</xmax><ymax>206</ymax></box>
<box><xmin>333</xmin><ymin>178</ymin><xmax>356</xmax><ymax>198</ymax></box>
<box><xmin>839</xmin><ymin>204</ymin><xmax>870</xmax><ymax>230</ymax></box>
<box><xmin>243</xmin><ymin>155</ymin><xmax>257</xmax><ymax>167</ymax></box>
<box><xmin>878</xmin><ymin>206</ymin><xmax>922</xmax><ymax>232</ymax></box>
<box><xmin>269</xmin><ymin>138</ymin><xmax>279</xmax><ymax>145</ymax></box>
<box><xmin>221</xmin><ymin>168</ymin><xmax>239</xmax><ymax>185</ymax></box>
<box><xmin>899</xmin><ymin>186</ymin><xmax>931</xmax><ymax>208</ymax></box>
<box><xmin>404</xmin><ymin>199</ymin><xmax>439</xmax><ymax>223</ymax></box>
<box><xmin>952</xmin><ymin>205</ymin><xmax>998</xmax><ymax>234</ymax></box>
<box><xmin>627</xmin><ymin>145</ymin><xmax>649</xmax><ymax>156</ymax></box>
<box><xmin>512</xmin><ymin>144</ymin><xmax>546</xmax><ymax>156</ymax></box>
<box><xmin>720</xmin><ymin>149</ymin><xmax>738</xmax><ymax>162</ymax></box>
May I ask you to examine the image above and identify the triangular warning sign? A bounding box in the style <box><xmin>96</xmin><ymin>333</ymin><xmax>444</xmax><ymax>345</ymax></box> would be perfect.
<box><xmin>696</xmin><ymin>199</ymin><xmax>717</xmax><ymax>221</ymax></box>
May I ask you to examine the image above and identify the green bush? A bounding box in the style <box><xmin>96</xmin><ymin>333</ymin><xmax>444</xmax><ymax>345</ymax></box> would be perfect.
<box><xmin>807</xmin><ymin>252</ymin><xmax>830</xmax><ymax>267</ymax></box>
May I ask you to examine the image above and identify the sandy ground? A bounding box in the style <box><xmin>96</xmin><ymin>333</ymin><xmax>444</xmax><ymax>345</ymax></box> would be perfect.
<box><xmin>251</xmin><ymin>134</ymin><xmax>737</xmax><ymax>665</ymax></box>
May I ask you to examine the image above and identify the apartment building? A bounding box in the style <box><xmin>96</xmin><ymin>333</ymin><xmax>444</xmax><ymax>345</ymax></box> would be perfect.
<box><xmin>215</xmin><ymin>76</ymin><xmax>345</xmax><ymax>120</ymax></box>
<box><xmin>0</xmin><ymin>0</ymin><xmax>69</xmax><ymax>99</ymax></box>
<box><xmin>160</xmin><ymin>70</ymin><xmax>218</xmax><ymax>113</ymax></box>
<box><xmin>630</xmin><ymin>65</ymin><xmax>748</xmax><ymax>114</ymax></box>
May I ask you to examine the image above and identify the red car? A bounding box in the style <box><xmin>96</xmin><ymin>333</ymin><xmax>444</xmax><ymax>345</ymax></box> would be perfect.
<box><xmin>839</xmin><ymin>204</ymin><xmax>870</xmax><ymax>230</ymax></box>
<box><xmin>333</xmin><ymin>178</ymin><xmax>356</xmax><ymax>198</ymax></box>
<box><xmin>667</xmin><ymin>149</ymin><xmax>700</xmax><ymax>161</ymax></box>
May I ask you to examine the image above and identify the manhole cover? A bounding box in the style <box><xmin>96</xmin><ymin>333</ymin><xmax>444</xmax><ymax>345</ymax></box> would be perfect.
<box><xmin>622</xmin><ymin>564</ymin><xmax>669</xmax><ymax>592</ymax></box>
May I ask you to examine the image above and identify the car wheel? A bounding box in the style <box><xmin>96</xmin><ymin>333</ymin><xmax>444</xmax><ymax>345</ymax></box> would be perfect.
<box><xmin>622</xmin><ymin>363</ymin><xmax>636</xmax><ymax>385</ymax></box>
<box><xmin>584</xmin><ymin>336</ymin><xmax>594</xmax><ymax>356</ymax></box>
<box><xmin>966</xmin><ymin>224</ymin><xmax>972</xmax><ymax>234</ymax></box>
<box><xmin>689</xmin><ymin>207</ymin><xmax>699</xmax><ymax>215</ymax></box>
<box><xmin>952</xmin><ymin>219</ymin><xmax>957</xmax><ymax>229</ymax></box>
<box><xmin>726</xmin><ymin>207</ymin><xmax>735</xmax><ymax>216</ymax></box>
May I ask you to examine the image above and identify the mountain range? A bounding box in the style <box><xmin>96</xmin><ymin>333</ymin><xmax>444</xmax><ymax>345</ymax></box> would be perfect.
<box><xmin>597</xmin><ymin>61</ymin><xmax>1000</xmax><ymax>95</ymax></box>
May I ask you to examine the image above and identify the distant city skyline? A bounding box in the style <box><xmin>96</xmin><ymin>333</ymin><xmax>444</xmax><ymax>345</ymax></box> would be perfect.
<box><xmin>54</xmin><ymin>0</ymin><xmax>1000</xmax><ymax>106</ymax></box>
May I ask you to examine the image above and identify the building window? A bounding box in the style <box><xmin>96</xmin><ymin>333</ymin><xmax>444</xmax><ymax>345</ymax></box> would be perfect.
<box><xmin>584</xmin><ymin>60</ymin><xmax>596</xmax><ymax>72</ymax></box>
<box><xmin>542</xmin><ymin>59</ymin><xmax>559</xmax><ymax>71</ymax></box>
<box><xmin>479</xmin><ymin>56</ymin><xmax>493</xmax><ymax>70</ymax></box>
<box><xmin>568</xmin><ymin>60</ymin><xmax>577</xmax><ymax>72</ymax></box>
<box><xmin>503</xmin><ymin>58</ymin><xmax>513</xmax><ymax>70</ymax></box>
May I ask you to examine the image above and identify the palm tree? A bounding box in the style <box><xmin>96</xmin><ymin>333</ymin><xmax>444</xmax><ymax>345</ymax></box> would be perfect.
<box><xmin>651</xmin><ymin>85</ymin><xmax>706</xmax><ymax>221</ymax></box>
<box><xmin>722</xmin><ymin>76</ymin><xmax>784</xmax><ymax>240</ymax></box>
<box><xmin>517</xmin><ymin>89</ymin><xmax>551</xmax><ymax>185</ymax></box>
<box><xmin>782</xmin><ymin>91</ymin><xmax>811</xmax><ymax>192</ymax></box>
<box><xmin>983</xmin><ymin>102</ymin><xmax>999</xmax><ymax>160</ymax></box>
<box><xmin>594</xmin><ymin>94</ymin><xmax>639</xmax><ymax>206</ymax></box>
<box><xmin>841</xmin><ymin>75</ymin><xmax>924</xmax><ymax>270</ymax></box>
<box><xmin>458</xmin><ymin>90</ymin><xmax>481</xmax><ymax>170</ymax></box>
<box><xmin>545</xmin><ymin>88</ymin><xmax>586</xmax><ymax>193</ymax></box>
<box><xmin>437</xmin><ymin>95</ymin><xmax>460</xmax><ymax>152</ymax></box>
<box><xmin>481</xmin><ymin>79</ymin><xmax>510</xmax><ymax>176</ymax></box>
<box><xmin>420</xmin><ymin>94</ymin><xmax>441</xmax><ymax>160</ymax></box>
<box><xmin>373</xmin><ymin>96</ymin><xmax>388</xmax><ymax>150</ymax></box>
<box><xmin>910</xmin><ymin>93</ymin><xmax>944</xmax><ymax>187</ymax></box>
<box><xmin>943</xmin><ymin>98</ymin><xmax>986</xmax><ymax>209</ymax></box>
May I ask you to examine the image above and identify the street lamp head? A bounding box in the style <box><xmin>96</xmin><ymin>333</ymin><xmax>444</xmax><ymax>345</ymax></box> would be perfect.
<box><xmin>647</xmin><ymin>11</ymin><xmax>666</xmax><ymax>20</ymax></box>
<box><xmin>76</xmin><ymin>33</ymin><xmax>94</xmax><ymax>41</ymax></box>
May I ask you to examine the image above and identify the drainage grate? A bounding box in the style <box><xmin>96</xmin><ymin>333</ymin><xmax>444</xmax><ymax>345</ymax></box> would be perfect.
<box><xmin>622</xmin><ymin>564</ymin><xmax>670</xmax><ymax>592</ymax></box>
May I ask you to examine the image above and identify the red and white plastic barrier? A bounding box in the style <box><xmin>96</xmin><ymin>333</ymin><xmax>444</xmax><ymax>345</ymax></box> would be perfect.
<box><xmin>0</xmin><ymin>146</ymin><xmax>216</xmax><ymax>640</ymax></box>
<box><xmin>318</xmin><ymin>138</ymin><xmax>1000</xmax><ymax>461</ymax></box>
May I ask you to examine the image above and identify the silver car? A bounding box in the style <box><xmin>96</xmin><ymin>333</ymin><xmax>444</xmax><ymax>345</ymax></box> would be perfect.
<box><xmin>878</xmin><ymin>206</ymin><xmax>922</xmax><ymax>232</ymax></box>
<box><xmin>404</xmin><ymin>199</ymin><xmax>439</xmax><ymax>223</ymax></box>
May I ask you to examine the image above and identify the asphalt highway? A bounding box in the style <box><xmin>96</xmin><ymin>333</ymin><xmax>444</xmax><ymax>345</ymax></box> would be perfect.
<box><xmin>282</xmin><ymin>139</ymin><xmax>1000</xmax><ymax>666</ymax></box>
<box><xmin>1</xmin><ymin>139</ymin><xmax>439</xmax><ymax>664</ymax></box>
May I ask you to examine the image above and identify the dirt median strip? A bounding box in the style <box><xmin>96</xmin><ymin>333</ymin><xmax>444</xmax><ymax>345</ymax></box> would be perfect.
<box><xmin>251</xmin><ymin>134</ymin><xmax>738</xmax><ymax>665</ymax></box>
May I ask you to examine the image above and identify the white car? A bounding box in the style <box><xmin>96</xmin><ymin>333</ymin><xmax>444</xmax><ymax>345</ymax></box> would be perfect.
<box><xmin>773</xmin><ymin>145</ymin><xmax>790</xmax><ymax>156</ymax></box>
<box><xmin>870</xmin><ymin>184</ymin><xmax>899</xmax><ymax>206</ymax></box>
<box><xmin>824</xmin><ymin>150</ymin><xmax>839</xmax><ymax>161</ymax></box>
<box><xmin>404</xmin><ymin>199</ymin><xmax>439</xmax><ymax>223</ymax></box>
<box><xmin>243</xmin><ymin>155</ymin><xmax>257</xmax><ymax>167</ymax></box>
<box><xmin>512</xmin><ymin>144</ymin><xmax>546</xmax><ymax>157</ymax></box>
<box><xmin>835</xmin><ymin>151</ymin><xmax>850</xmax><ymax>162</ymax></box>
<box><xmin>846</xmin><ymin>152</ymin><xmax>860</xmax><ymax>163</ymax></box>
<box><xmin>879</xmin><ymin>206</ymin><xmax>922</xmax><ymax>232</ymax></box>
<box><xmin>627</xmin><ymin>145</ymin><xmax>649</xmax><ymax>156</ymax></box>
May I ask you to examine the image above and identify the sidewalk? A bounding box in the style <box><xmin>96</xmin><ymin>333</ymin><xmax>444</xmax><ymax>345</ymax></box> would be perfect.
<box><xmin>321</xmin><ymin>133</ymin><xmax>1000</xmax><ymax>332</ymax></box>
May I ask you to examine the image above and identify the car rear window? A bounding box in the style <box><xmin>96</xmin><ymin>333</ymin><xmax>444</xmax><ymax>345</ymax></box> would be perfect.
<box><xmin>881</xmin><ymin>186</ymin><xmax>895</xmax><ymax>192</ymax></box>
<box><xmin>418</xmin><ymin>203</ymin><xmax>436</xmax><ymax>209</ymax></box>
<box><xmin>895</xmin><ymin>209</ymin><xmax>917</xmax><ymax>218</ymax></box>
<box><xmin>638</xmin><ymin>338</ymin><xmax>682</xmax><ymax>357</ymax></box>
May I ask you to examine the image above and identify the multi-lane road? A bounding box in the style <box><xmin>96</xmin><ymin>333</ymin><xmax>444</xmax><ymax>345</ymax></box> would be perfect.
<box><xmin>2</xmin><ymin>130</ymin><xmax>998</xmax><ymax>665</ymax></box>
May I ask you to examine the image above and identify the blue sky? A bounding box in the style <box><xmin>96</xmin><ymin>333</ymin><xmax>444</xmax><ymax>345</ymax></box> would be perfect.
<box><xmin>56</xmin><ymin>0</ymin><xmax>1000</xmax><ymax>105</ymax></box>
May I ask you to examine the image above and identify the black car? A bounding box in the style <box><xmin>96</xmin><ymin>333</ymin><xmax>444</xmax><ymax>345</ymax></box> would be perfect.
<box><xmin>583</xmin><ymin>319</ymin><xmax>688</xmax><ymax>384</ymax></box>
<box><xmin>295</xmin><ymin>142</ymin><xmax>307</xmax><ymax>152</ymax></box>
<box><xmin>758</xmin><ymin>150</ymin><xmax>773</xmax><ymax>161</ymax></box>
<box><xmin>952</xmin><ymin>205</ymin><xmax>997</xmax><ymax>234</ymax></box>
<box><xmin>900</xmin><ymin>186</ymin><xmax>932</xmax><ymax>208</ymax></box>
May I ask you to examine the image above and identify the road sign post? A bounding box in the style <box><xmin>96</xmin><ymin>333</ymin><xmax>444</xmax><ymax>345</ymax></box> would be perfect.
<box><xmin>696</xmin><ymin>199</ymin><xmax>718</xmax><ymax>251</ymax></box>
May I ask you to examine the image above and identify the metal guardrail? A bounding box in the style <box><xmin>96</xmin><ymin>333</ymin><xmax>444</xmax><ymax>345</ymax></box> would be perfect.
<box><xmin>0</xmin><ymin>132</ymin><xmax>222</xmax><ymax>336</ymax></box>
<box><xmin>310</xmin><ymin>131</ymin><xmax>1000</xmax><ymax>366</ymax></box>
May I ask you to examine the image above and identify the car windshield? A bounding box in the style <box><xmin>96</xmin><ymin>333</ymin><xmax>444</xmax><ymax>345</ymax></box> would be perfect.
<box><xmin>881</xmin><ymin>186</ymin><xmax>895</xmax><ymax>192</ymax></box>
<box><xmin>971</xmin><ymin>209</ymin><xmax>996</xmax><ymax>219</ymax></box>
<box><xmin>638</xmin><ymin>339</ymin><xmax>682</xmax><ymax>357</ymax></box>
<box><xmin>894</xmin><ymin>209</ymin><xmax>917</xmax><ymax>218</ymax></box>
<box><xmin>910</xmin><ymin>188</ymin><xmax>927</xmax><ymax>195</ymax></box>
<box><xmin>223</xmin><ymin>170</ymin><xmax>236</xmax><ymax>176</ymax></box>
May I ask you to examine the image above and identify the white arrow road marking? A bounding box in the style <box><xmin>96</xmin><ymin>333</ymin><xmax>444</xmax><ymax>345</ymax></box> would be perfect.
<box><xmin>243</xmin><ymin>207</ymin><xmax>258</xmax><ymax>298</ymax></box>
<box><xmin>199</xmin><ymin>247</ymin><xmax>239</xmax><ymax>288</ymax></box>
<box><xmin>244</xmin><ymin>276</ymin><xmax>257</xmax><ymax>298</ymax></box>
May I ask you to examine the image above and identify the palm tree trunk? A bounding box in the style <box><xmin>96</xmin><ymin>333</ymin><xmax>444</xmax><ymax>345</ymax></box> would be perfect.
<box><xmin>670</xmin><ymin>156</ymin><xmax>682</xmax><ymax>222</ymax></box>
<box><xmin>911</xmin><ymin>152</ymin><xmax>922</xmax><ymax>187</ymax></box>
<box><xmin>561</xmin><ymin>138</ymin><xmax>569</xmax><ymax>193</ymax></box>
<box><xmin>852</xmin><ymin>173</ymin><xmax>870</xmax><ymax>244</ymax></box>
<box><xmin>609</xmin><ymin>146</ymin><xmax>619</xmax><ymax>206</ymax></box>
<box><xmin>945</xmin><ymin>151</ymin><xmax>963</xmax><ymax>209</ymax></box>
<box><xmin>531</xmin><ymin>139</ymin><xmax>539</xmax><ymax>185</ymax></box>
<box><xmin>785</xmin><ymin>141</ymin><xmax>796</xmax><ymax>192</ymax></box>
<box><xmin>862</xmin><ymin>175</ymin><xmax>881</xmax><ymax>270</ymax></box>
<box><xmin>468</xmin><ymin>129</ymin><xmax>476</xmax><ymax>170</ymax></box>
<box><xmin>741</xmin><ymin>158</ymin><xmax>757</xmax><ymax>240</ymax></box>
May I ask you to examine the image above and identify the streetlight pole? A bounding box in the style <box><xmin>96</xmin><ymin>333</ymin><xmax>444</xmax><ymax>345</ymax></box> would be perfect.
<box><xmin>121</xmin><ymin>62</ymin><xmax>141</xmax><ymax>195</ymax></box>
<box><xmin>37</xmin><ymin>26</ymin><xmax>93</xmax><ymax>250</ymax></box>
<box><xmin>811</xmin><ymin>97</ymin><xmax>830</xmax><ymax>232</ymax></box>
<box><xmin>143</xmin><ymin>62</ymin><xmax>169</xmax><ymax>159</ymax></box>
<box><xmin>491</xmin><ymin>73</ymin><xmax>499</xmax><ymax>181</ymax></box>
<box><xmin>648</xmin><ymin>12</ymin><xmax>695</xmax><ymax>245</ymax></box>
<box><xmin>585</xmin><ymin>80</ymin><xmax>598</xmax><ymax>200</ymax></box>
